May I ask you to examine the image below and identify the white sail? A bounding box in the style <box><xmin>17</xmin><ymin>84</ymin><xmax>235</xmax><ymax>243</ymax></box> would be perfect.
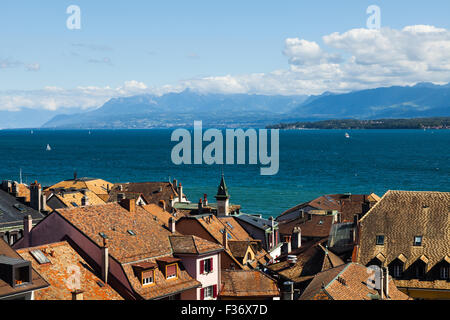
<box><xmin>46</xmin><ymin>144</ymin><xmax>52</xmax><ymax>151</ymax></box>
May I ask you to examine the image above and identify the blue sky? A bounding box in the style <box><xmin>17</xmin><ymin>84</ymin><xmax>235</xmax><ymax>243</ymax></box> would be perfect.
<box><xmin>1</xmin><ymin>0</ymin><xmax>450</xmax><ymax>110</ymax></box>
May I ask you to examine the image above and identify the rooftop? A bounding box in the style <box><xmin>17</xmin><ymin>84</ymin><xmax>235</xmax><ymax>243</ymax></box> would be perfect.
<box><xmin>169</xmin><ymin>235</ymin><xmax>223</xmax><ymax>255</ymax></box>
<box><xmin>17</xmin><ymin>241</ymin><xmax>123</xmax><ymax>300</ymax></box>
<box><xmin>0</xmin><ymin>189</ymin><xmax>44</xmax><ymax>230</ymax></box>
<box><xmin>0</xmin><ymin>239</ymin><xmax>49</xmax><ymax>299</ymax></box>
<box><xmin>299</xmin><ymin>263</ymin><xmax>411</xmax><ymax>300</ymax></box>
<box><xmin>220</xmin><ymin>270</ymin><xmax>279</xmax><ymax>298</ymax></box>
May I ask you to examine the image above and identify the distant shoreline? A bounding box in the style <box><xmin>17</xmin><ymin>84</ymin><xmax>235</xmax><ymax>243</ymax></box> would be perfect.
<box><xmin>266</xmin><ymin>117</ymin><xmax>450</xmax><ymax>130</ymax></box>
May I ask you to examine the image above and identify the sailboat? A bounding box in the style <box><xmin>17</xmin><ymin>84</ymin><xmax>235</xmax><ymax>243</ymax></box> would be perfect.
<box><xmin>30</xmin><ymin>130</ymin><xmax>34</xmax><ymax>134</ymax></box>
<box><xmin>46</xmin><ymin>144</ymin><xmax>52</xmax><ymax>151</ymax></box>
<box><xmin>345</xmin><ymin>132</ymin><xmax>350</xmax><ymax>139</ymax></box>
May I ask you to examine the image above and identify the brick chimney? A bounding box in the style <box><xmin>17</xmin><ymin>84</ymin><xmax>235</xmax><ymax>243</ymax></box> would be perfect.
<box><xmin>203</xmin><ymin>194</ymin><xmax>208</xmax><ymax>206</ymax></box>
<box><xmin>120</xmin><ymin>198</ymin><xmax>135</xmax><ymax>213</ymax></box>
<box><xmin>30</xmin><ymin>181</ymin><xmax>42</xmax><ymax>212</ymax></box>
<box><xmin>71</xmin><ymin>289</ymin><xmax>84</xmax><ymax>300</ymax></box>
<box><xmin>101</xmin><ymin>238</ymin><xmax>109</xmax><ymax>284</ymax></box>
<box><xmin>178</xmin><ymin>183</ymin><xmax>183</xmax><ymax>203</ymax></box>
<box><xmin>23</xmin><ymin>215</ymin><xmax>33</xmax><ymax>247</ymax></box>
<box><xmin>168</xmin><ymin>217</ymin><xmax>176</xmax><ymax>233</ymax></box>
<box><xmin>223</xmin><ymin>228</ymin><xmax>228</xmax><ymax>249</ymax></box>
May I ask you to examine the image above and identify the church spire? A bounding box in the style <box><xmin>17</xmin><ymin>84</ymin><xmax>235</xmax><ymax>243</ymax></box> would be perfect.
<box><xmin>215</xmin><ymin>173</ymin><xmax>229</xmax><ymax>200</ymax></box>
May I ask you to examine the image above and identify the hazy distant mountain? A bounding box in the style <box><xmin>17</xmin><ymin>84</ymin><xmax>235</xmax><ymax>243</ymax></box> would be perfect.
<box><xmin>0</xmin><ymin>107</ymin><xmax>84</xmax><ymax>129</ymax></box>
<box><xmin>42</xmin><ymin>90</ymin><xmax>308</xmax><ymax>128</ymax></box>
<box><xmin>34</xmin><ymin>82</ymin><xmax>450</xmax><ymax>129</ymax></box>
<box><xmin>284</xmin><ymin>82</ymin><xmax>450</xmax><ymax>121</ymax></box>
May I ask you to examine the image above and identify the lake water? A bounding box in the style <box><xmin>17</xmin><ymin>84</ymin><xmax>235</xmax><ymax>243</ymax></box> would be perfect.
<box><xmin>0</xmin><ymin>129</ymin><xmax>448</xmax><ymax>218</ymax></box>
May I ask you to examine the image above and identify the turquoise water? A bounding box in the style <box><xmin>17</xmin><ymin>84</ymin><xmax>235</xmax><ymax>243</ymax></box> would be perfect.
<box><xmin>0</xmin><ymin>129</ymin><xmax>449</xmax><ymax>218</ymax></box>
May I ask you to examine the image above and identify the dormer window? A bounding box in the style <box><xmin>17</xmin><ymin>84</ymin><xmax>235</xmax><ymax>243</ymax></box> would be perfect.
<box><xmin>142</xmin><ymin>270</ymin><xmax>154</xmax><ymax>286</ymax></box>
<box><xmin>414</xmin><ymin>236</ymin><xmax>423</xmax><ymax>246</ymax></box>
<box><xmin>166</xmin><ymin>264</ymin><xmax>178</xmax><ymax>280</ymax></box>
<box><xmin>376</xmin><ymin>235</ymin><xmax>385</xmax><ymax>246</ymax></box>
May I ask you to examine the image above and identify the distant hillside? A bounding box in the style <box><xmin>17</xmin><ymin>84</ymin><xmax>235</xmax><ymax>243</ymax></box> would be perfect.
<box><xmin>40</xmin><ymin>82</ymin><xmax>450</xmax><ymax>129</ymax></box>
<box><xmin>283</xmin><ymin>82</ymin><xmax>450</xmax><ymax>121</ymax></box>
<box><xmin>267</xmin><ymin>117</ymin><xmax>450</xmax><ymax>130</ymax></box>
<box><xmin>42</xmin><ymin>90</ymin><xmax>308</xmax><ymax>129</ymax></box>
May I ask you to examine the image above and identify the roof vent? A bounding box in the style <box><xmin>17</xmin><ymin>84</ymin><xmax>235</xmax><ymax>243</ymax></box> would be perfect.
<box><xmin>336</xmin><ymin>276</ymin><xmax>347</xmax><ymax>286</ymax></box>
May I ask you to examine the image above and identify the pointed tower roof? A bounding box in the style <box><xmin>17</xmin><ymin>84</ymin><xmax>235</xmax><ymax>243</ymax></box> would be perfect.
<box><xmin>215</xmin><ymin>174</ymin><xmax>229</xmax><ymax>200</ymax></box>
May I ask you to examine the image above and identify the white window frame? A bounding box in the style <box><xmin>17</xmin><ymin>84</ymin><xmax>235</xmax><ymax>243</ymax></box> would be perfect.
<box><xmin>414</xmin><ymin>236</ymin><xmax>423</xmax><ymax>246</ymax></box>
<box><xmin>203</xmin><ymin>258</ymin><xmax>212</xmax><ymax>274</ymax></box>
<box><xmin>142</xmin><ymin>275</ymin><xmax>154</xmax><ymax>285</ymax></box>
<box><xmin>440</xmin><ymin>266</ymin><xmax>449</xmax><ymax>279</ymax></box>
<box><xmin>204</xmin><ymin>285</ymin><xmax>214</xmax><ymax>299</ymax></box>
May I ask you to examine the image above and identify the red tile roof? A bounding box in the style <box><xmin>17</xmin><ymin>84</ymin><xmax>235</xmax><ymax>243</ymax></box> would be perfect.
<box><xmin>299</xmin><ymin>263</ymin><xmax>411</xmax><ymax>300</ymax></box>
<box><xmin>220</xmin><ymin>270</ymin><xmax>279</xmax><ymax>298</ymax></box>
<box><xmin>17</xmin><ymin>241</ymin><xmax>123</xmax><ymax>300</ymax></box>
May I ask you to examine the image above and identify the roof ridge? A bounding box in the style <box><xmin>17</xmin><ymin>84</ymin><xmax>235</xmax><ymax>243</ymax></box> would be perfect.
<box><xmin>324</xmin><ymin>263</ymin><xmax>352</xmax><ymax>290</ymax></box>
<box><xmin>191</xmin><ymin>235</ymin><xmax>200</xmax><ymax>255</ymax></box>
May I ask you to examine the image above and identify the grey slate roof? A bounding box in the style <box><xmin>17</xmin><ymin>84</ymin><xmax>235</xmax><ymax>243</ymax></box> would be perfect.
<box><xmin>0</xmin><ymin>189</ymin><xmax>44</xmax><ymax>230</ymax></box>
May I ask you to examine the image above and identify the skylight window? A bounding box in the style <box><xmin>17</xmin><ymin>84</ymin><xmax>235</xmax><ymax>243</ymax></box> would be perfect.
<box><xmin>71</xmin><ymin>202</ymin><xmax>78</xmax><ymax>207</ymax></box>
<box><xmin>99</xmin><ymin>232</ymin><xmax>108</xmax><ymax>239</ymax></box>
<box><xmin>226</xmin><ymin>222</ymin><xmax>234</xmax><ymax>229</ymax></box>
<box><xmin>13</xmin><ymin>204</ymin><xmax>25</xmax><ymax>212</ymax></box>
<box><xmin>30</xmin><ymin>249</ymin><xmax>51</xmax><ymax>264</ymax></box>
<box><xmin>414</xmin><ymin>236</ymin><xmax>423</xmax><ymax>246</ymax></box>
<box><xmin>127</xmin><ymin>230</ymin><xmax>136</xmax><ymax>236</ymax></box>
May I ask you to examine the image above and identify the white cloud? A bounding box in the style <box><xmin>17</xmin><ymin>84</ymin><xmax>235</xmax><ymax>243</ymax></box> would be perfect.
<box><xmin>2</xmin><ymin>24</ymin><xmax>450</xmax><ymax>110</ymax></box>
<box><xmin>0</xmin><ymin>81</ymin><xmax>153</xmax><ymax>111</ymax></box>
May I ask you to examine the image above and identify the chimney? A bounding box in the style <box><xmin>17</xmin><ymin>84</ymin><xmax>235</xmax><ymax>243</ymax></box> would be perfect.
<box><xmin>292</xmin><ymin>227</ymin><xmax>301</xmax><ymax>249</ymax></box>
<box><xmin>73</xmin><ymin>171</ymin><xmax>77</xmax><ymax>180</ymax></box>
<box><xmin>106</xmin><ymin>184</ymin><xmax>110</xmax><ymax>193</ymax></box>
<box><xmin>173</xmin><ymin>179</ymin><xmax>178</xmax><ymax>190</ymax></box>
<box><xmin>281</xmin><ymin>281</ymin><xmax>294</xmax><ymax>300</ymax></box>
<box><xmin>282</xmin><ymin>236</ymin><xmax>292</xmax><ymax>254</ymax></box>
<box><xmin>30</xmin><ymin>181</ymin><xmax>42</xmax><ymax>212</ymax></box>
<box><xmin>198</xmin><ymin>198</ymin><xmax>203</xmax><ymax>214</ymax></box>
<box><xmin>169</xmin><ymin>195</ymin><xmax>174</xmax><ymax>207</ymax></box>
<box><xmin>168</xmin><ymin>217</ymin><xmax>176</xmax><ymax>233</ymax></box>
<box><xmin>101</xmin><ymin>238</ymin><xmax>109</xmax><ymax>284</ymax></box>
<box><xmin>384</xmin><ymin>267</ymin><xmax>389</xmax><ymax>299</ymax></box>
<box><xmin>159</xmin><ymin>200</ymin><xmax>166</xmax><ymax>211</ymax></box>
<box><xmin>81</xmin><ymin>195</ymin><xmax>88</xmax><ymax>206</ymax></box>
<box><xmin>203</xmin><ymin>194</ymin><xmax>208</xmax><ymax>206</ymax></box>
<box><xmin>269</xmin><ymin>217</ymin><xmax>275</xmax><ymax>248</ymax></box>
<box><xmin>223</xmin><ymin>228</ymin><xmax>228</xmax><ymax>249</ymax></box>
<box><xmin>71</xmin><ymin>289</ymin><xmax>84</xmax><ymax>300</ymax></box>
<box><xmin>11</xmin><ymin>182</ymin><xmax>19</xmax><ymax>197</ymax></box>
<box><xmin>120</xmin><ymin>198</ymin><xmax>135</xmax><ymax>213</ymax></box>
<box><xmin>23</xmin><ymin>215</ymin><xmax>33</xmax><ymax>247</ymax></box>
<box><xmin>178</xmin><ymin>183</ymin><xmax>183</xmax><ymax>203</ymax></box>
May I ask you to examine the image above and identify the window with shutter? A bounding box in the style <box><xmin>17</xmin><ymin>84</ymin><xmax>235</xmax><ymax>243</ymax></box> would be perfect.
<box><xmin>166</xmin><ymin>264</ymin><xmax>177</xmax><ymax>279</ymax></box>
<box><xmin>142</xmin><ymin>270</ymin><xmax>154</xmax><ymax>286</ymax></box>
<box><xmin>200</xmin><ymin>260</ymin><xmax>205</xmax><ymax>274</ymax></box>
<box><xmin>200</xmin><ymin>288</ymin><xmax>205</xmax><ymax>300</ymax></box>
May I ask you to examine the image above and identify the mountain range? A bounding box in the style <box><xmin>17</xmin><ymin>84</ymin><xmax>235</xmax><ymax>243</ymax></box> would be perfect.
<box><xmin>3</xmin><ymin>82</ymin><xmax>450</xmax><ymax>129</ymax></box>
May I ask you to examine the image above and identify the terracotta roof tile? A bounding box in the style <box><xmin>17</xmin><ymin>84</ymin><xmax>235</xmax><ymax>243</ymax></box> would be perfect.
<box><xmin>45</xmin><ymin>178</ymin><xmax>112</xmax><ymax>196</ymax></box>
<box><xmin>358</xmin><ymin>190</ymin><xmax>450</xmax><ymax>273</ymax></box>
<box><xmin>17</xmin><ymin>241</ymin><xmax>123</xmax><ymax>300</ymax></box>
<box><xmin>220</xmin><ymin>270</ymin><xmax>279</xmax><ymax>297</ymax></box>
<box><xmin>54</xmin><ymin>203</ymin><xmax>200</xmax><ymax>299</ymax></box>
<box><xmin>0</xmin><ymin>239</ymin><xmax>49</xmax><ymax>298</ymax></box>
<box><xmin>169</xmin><ymin>235</ymin><xmax>223</xmax><ymax>255</ymax></box>
<box><xmin>300</xmin><ymin>263</ymin><xmax>411</xmax><ymax>300</ymax></box>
